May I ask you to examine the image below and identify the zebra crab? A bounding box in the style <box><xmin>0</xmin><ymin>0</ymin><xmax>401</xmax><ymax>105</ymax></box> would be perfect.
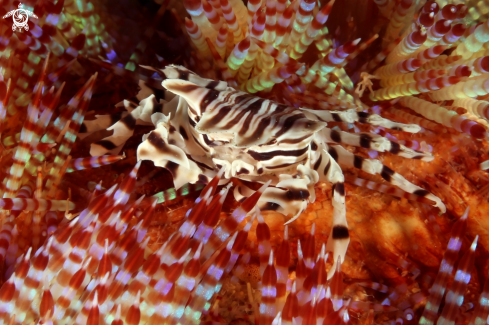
<box><xmin>84</xmin><ymin>65</ymin><xmax>446</xmax><ymax>277</ymax></box>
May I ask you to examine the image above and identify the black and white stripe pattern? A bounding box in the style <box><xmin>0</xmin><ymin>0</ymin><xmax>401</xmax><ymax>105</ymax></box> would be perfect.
<box><xmin>137</xmin><ymin>98</ymin><xmax>216</xmax><ymax>189</ymax></box>
<box><xmin>319</xmin><ymin>128</ymin><xmax>434</xmax><ymax>161</ymax></box>
<box><xmin>89</xmin><ymin>65</ymin><xmax>446</xmax><ymax>277</ymax></box>
<box><xmin>81</xmin><ymin>79</ymin><xmax>172</xmax><ymax>136</ymax></box>
<box><xmin>79</xmin><ymin>111</ymin><xmax>128</xmax><ymax>137</ymax></box>
<box><xmin>308</xmin><ymin>132</ymin><xmax>349</xmax><ymax>279</ymax></box>
<box><xmin>162</xmin><ymin>79</ymin><xmax>326</xmax><ymax>148</ymax></box>
<box><xmin>301</xmin><ymin>107</ymin><xmax>423</xmax><ymax>133</ymax></box>
<box><xmin>151</xmin><ymin>65</ymin><xmax>229</xmax><ymax>91</ymax></box>
<box><xmin>90</xmin><ymin>94</ymin><xmax>172</xmax><ymax>156</ymax></box>
<box><xmin>233</xmin><ymin>176</ymin><xmax>311</xmax><ymax>222</ymax></box>
<box><xmin>322</xmin><ymin>144</ymin><xmax>445</xmax><ymax>212</ymax></box>
<box><xmin>87</xmin><ymin>67</ymin><xmax>227</xmax><ymax>156</ymax></box>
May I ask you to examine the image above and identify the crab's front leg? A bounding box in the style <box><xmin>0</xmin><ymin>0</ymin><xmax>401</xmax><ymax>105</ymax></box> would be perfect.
<box><xmin>88</xmin><ymin>65</ymin><xmax>227</xmax><ymax>157</ymax></box>
<box><xmin>91</xmin><ymin>92</ymin><xmax>182</xmax><ymax>156</ymax></box>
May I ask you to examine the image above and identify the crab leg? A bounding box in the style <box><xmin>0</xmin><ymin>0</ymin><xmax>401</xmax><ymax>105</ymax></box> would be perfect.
<box><xmin>301</xmin><ymin>107</ymin><xmax>422</xmax><ymax>133</ymax></box>
<box><xmin>89</xmin><ymin>65</ymin><xmax>228</xmax><ymax>156</ymax></box>
<box><xmin>309</xmin><ymin>134</ymin><xmax>348</xmax><ymax>279</ymax></box>
<box><xmin>319</xmin><ymin>127</ymin><xmax>433</xmax><ymax>161</ymax></box>
<box><xmin>326</xmin><ymin>144</ymin><xmax>446</xmax><ymax>212</ymax></box>
<box><xmin>90</xmin><ymin>95</ymin><xmax>168</xmax><ymax>156</ymax></box>
<box><xmin>153</xmin><ymin>65</ymin><xmax>228</xmax><ymax>90</ymax></box>
<box><xmin>79</xmin><ymin>112</ymin><xmax>128</xmax><ymax>137</ymax></box>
